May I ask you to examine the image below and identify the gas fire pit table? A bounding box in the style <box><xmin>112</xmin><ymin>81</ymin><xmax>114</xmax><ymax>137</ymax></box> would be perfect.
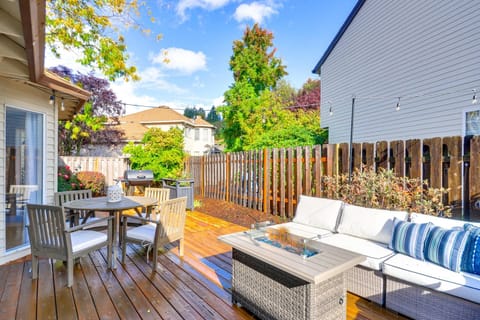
<box><xmin>218</xmin><ymin>228</ymin><xmax>365</xmax><ymax>320</ymax></box>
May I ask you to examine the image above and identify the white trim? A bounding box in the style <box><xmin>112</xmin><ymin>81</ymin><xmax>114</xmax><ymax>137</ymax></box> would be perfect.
<box><xmin>0</xmin><ymin>247</ymin><xmax>31</xmax><ymax>265</ymax></box>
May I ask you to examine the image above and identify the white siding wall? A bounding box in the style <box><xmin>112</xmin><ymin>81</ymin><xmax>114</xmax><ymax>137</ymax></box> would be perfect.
<box><xmin>0</xmin><ymin>77</ymin><xmax>56</xmax><ymax>262</ymax></box>
<box><xmin>320</xmin><ymin>0</ymin><xmax>480</xmax><ymax>144</ymax></box>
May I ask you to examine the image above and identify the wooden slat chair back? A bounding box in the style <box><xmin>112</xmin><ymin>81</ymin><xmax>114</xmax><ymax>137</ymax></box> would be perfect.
<box><xmin>121</xmin><ymin>196</ymin><xmax>187</xmax><ymax>271</ymax></box>
<box><xmin>10</xmin><ymin>184</ymin><xmax>38</xmax><ymax>209</ymax></box>
<box><xmin>54</xmin><ymin>190</ymin><xmax>97</xmax><ymax>226</ymax></box>
<box><xmin>26</xmin><ymin>204</ymin><xmax>114</xmax><ymax>287</ymax></box>
<box><xmin>144</xmin><ymin>187</ymin><xmax>171</xmax><ymax>217</ymax></box>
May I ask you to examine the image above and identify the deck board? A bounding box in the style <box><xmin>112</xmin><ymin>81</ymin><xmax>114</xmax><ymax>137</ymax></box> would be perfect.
<box><xmin>0</xmin><ymin>210</ymin><xmax>406</xmax><ymax>320</ymax></box>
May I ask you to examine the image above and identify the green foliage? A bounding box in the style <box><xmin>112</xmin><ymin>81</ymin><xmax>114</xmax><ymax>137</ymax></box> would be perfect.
<box><xmin>184</xmin><ymin>107</ymin><xmax>206</xmax><ymax>119</ymax></box>
<box><xmin>123</xmin><ymin>128</ymin><xmax>186</xmax><ymax>181</ymax></box>
<box><xmin>58</xmin><ymin>165</ymin><xmax>83</xmax><ymax>191</ymax></box>
<box><xmin>59</xmin><ymin>102</ymin><xmax>106</xmax><ymax>155</ymax></box>
<box><xmin>322</xmin><ymin>166</ymin><xmax>450</xmax><ymax>216</ymax></box>
<box><xmin>77</xmin><ymin>171</ymin><xmax>106</xmax><ymax>196</ymax></box>
<box><xmin>222</xmin><ymin>23</ymin><xmax>287</xmax><ymax>151</ymax></box>
<box><xmin>46</xmin><ymin>0</ymin><xmax>161</xmax><ymax>81</ymax></box>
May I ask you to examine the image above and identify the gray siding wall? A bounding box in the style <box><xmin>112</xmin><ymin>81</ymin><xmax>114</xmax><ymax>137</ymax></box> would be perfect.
<box><xmin>320</xmin><ymin>0</ymin><xmax>480</xmax><ymax>144</ymax></box>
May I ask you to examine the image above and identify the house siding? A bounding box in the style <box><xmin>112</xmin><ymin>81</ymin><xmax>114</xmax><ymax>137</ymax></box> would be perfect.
<box><xmin>319</xmin><ymin>0</ymin><xmax>480</xmax><ymax>144</ymax></box>
<box><xmin>0</xmin><ymin>77</ymin><xmax>56</xmax><ymax>260</ymax></box>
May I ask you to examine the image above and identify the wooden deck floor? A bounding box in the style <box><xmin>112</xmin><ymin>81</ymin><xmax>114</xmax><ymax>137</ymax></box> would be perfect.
<box><xmin>0</xmin><ymin>210</ymin><xmax>406</xmax><ymax>319</ymax></box>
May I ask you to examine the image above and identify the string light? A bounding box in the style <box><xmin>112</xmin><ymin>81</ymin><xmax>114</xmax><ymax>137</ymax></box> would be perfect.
<box><xmin>395</xmin><ymin>97</ymin><xmax>401</xmax><ymax>111</ymax></box>
<box><xmin>61</xmin><ymin>98</ymin><xmax>65</xmax><ymax>111</ymax></box>
<box><xmin>328</xmin><ymin>101</ymin><xmax>333</xmax><ymax>116</ymax></box>
<box><xmin>473</xmin><ymin>89</ymin><xmax>478</xmax><ymax>104</ymax></box>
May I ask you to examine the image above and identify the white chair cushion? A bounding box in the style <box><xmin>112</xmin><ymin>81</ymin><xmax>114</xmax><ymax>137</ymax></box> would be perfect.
<box><xmin>292</xmin><ymin>196</ymin><xmax>343</xmax><ymax>231</ymax></box>
<box><xmin>71</xmin><ymin>230</ymin><xmax>107</xmax><ymax>253</ymax></box>
<box><xmin>337</xmin><ymin>204</ymin><xmax>408</xmax><ymax>244</ymax></box>
<box><xmin>266</xmin><ymin>222</ymin><xmax>333</xmax><ymax>240</ymax></box>
<box><xmin>319</xmin><ymin>233</ymin><xmax>395</xmax><ymax>270</ymax></box>
<box><xmin>126</xmin><ymin>224</ymin><xmax>156</xmax><ymax>243</ymax></box>
<box><xmin>383</xmin><ymin>253</ymin><xmax>480</xmax><ymax>303</ymax></box>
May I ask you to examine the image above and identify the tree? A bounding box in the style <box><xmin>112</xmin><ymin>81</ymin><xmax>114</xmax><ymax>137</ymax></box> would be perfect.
<box><xmin>291</xmin><ymin>78</ymin><xmax>320</xmax><ymax>111</ymax></box>
<box><xmin>222</xmin><ymin>23</ymin><xmax>287</xmax><ymax>151</ymax></box>
<box><xmin>206</xmin><ymin>106</ymin><xmax>221</xmax><ymax>123</ymax></box>
<box><xmin>184</xmin><ymin>106</ymin><xmax>206</xmax><ymax>119</ymax></box>
<box><xmin>46</xmin><ymin>1</ymin><xmax>161</xmax><ymax>81</ymax></box>
<box><xmin>123</xmin><ymin>128</ymin><xmax>185</xmax><ymax>180</ymax></box>
<box><xmin>50</xmin><ymin>66</ymin><xmax>125</xmax><ymax>155</ymax></box>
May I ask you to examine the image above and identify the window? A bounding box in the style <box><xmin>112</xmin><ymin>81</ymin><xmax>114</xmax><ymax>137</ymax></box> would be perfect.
<box><xmin>5</xmin><ymin>107</ymin><xmax>43</xmax><ymax>251</ymax></box>
<box><xmin>195</xmin><ymin>128</ymin><xmax>200</xmax><ymax>141</ymax></box>
<box><xmin>465</xmin><ymin>109</ymin><xmax>480</xmax><ymax>136</ymax></box>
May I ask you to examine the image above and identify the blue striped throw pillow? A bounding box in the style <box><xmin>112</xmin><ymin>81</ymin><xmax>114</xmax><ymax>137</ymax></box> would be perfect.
<box><xmin>461</xmin><ymin>223</ymin><xmax>480</xmax><ymax>274</ymax></box>
<box><xmin>425</xmin><ymin>226</ymin><xmax>469</xmax><ymax>272</ymax></box>
<box><xmin>389</xmin><ymin>218</ymin><xmax>432</xmax><ymax>260</ymax></box>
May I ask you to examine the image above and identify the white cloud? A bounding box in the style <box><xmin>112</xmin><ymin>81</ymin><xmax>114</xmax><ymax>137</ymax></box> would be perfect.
<box><xmin>151</xmin><ymin>47</ymin><xmax>207</xmax><ymax>74</ymax></box>
<box><xmin>44</xmin><ymin>46</ymin><xmax>98</xmax><ymax>75</ymax></box>
<box><xmin>212</xmin><ymin>96</ymin><xmax>225</xmax><ymax>106</ymax></box>
<box><xmin>177</xmin><ymin>0</ymin><xmax>230</xmax><ymax>20</ymax></box>
<box><xmin>234</xmin><ymin>2</ymin><xmax>277</xmax><ymax>24</ymax></box>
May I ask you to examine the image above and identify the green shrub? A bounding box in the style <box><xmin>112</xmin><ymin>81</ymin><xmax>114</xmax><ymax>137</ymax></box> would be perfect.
<box><xmin>322</xmin><ymin>166</ymin><xmax>450</xmax><ymax>216</ymax></box>
<box><xmin>77</xmin><ymin>171</ymin><xmax>106</xmax><ymax>196</ymax></box>
<box><xmin>58</xmin><ymin>165</ymin><xmax>83</xmax><ymax>191</ymax></box>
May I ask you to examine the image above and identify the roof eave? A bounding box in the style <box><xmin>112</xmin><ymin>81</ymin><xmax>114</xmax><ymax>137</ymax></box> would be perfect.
<box><xmin>312</xmin><ymin>0</ymin><xmax>366</xmax><ymax>75</ymax></box>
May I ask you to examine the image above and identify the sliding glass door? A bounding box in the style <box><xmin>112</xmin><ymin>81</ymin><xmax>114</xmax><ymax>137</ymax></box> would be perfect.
<box><xmin>5</xmin><ymin>107</ymin><xmax>43</xmax><ymax>251</ymax></box>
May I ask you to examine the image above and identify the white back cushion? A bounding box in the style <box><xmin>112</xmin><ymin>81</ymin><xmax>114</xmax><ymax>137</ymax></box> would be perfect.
<box><xmin>410</xmin><ymin>213</ymin><xmax>480</xmax><ymax>229</ymax></box>
<box><xmin>292</xmin><ymin>195</ymin><xmax>343</xmax><ymax>231</ymax></box>
<box><xmin>337</xmin><ymin>204</ymin><xmax>408</xmax><ymax>244</ymax></box>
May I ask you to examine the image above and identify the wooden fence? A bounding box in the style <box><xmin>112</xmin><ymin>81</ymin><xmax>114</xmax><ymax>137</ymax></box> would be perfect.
<box><xmin>186</xmin><ymin>136</ymin><xmax>480</xmax><ymax>220</ymax></box>
<box><xmin>59</xmin><ymin>156</ymin><xmax>129</xmax><ymax>186</ymax></box>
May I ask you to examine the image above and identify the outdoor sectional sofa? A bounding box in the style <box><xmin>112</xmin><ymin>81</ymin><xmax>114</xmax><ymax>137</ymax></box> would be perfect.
<box><xmin>267</xmin><ymin>195</ymin><xmax>480</xmax><ymax>320</ymax></box>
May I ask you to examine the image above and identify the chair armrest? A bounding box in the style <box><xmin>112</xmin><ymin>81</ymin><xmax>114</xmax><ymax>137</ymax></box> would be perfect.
<box><xmin>66</xmin><ymin>216</ymin><xmax>114</xmax><ymax>232</ymax></box>
<box><xmin>120</xmin><ymin>214</ymin><xmax>159</xmax><ymax>224</ymax></box>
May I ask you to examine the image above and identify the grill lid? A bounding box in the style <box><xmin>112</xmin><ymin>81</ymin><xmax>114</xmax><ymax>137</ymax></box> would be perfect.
<box><xmin>124</xmin><ymin>170</ymin><xmax>154</xmax><ymax>185</ymax></box>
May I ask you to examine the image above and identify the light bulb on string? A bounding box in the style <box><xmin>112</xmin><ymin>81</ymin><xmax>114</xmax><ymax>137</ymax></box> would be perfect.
<box><xmin>328</xmin><ymin>101</ymin><xmax>333</xmax><ymax>116</ymax></box>
<box><xmin>395</xmin><ymin>97</ymin><xmax>401</xmax><ymax>111</ymax></box>
<box><xmin>61</xmin><ymin>98</ymin><xmax>65</xmax><ymax>111</ymax></box>
<box><xmin>473</xmin><ymin>89</ymin><xmax>478</xmax><ymax>104</ymax></box>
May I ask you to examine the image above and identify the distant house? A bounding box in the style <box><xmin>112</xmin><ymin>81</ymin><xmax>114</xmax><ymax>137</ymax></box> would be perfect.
<box><xmin>115</xmin><ymin>106</ymin><xmax>216</xmax><ymax>156</ymax></box>
<box><xmin>313</xmin><ymin>0</ymin><xmax>480</xmax><ymax>144</ymax></box>
<box><xmin>0</xmin><ymin>1</ymin><xmax>90</xmax><ymax>262</ymax></box>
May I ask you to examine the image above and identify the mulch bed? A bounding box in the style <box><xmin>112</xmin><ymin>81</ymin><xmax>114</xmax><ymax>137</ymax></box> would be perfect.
<box><xmin>194</xmin><ymin>196</ymin><xmax>285</xmax><ymax>228</ymax></box>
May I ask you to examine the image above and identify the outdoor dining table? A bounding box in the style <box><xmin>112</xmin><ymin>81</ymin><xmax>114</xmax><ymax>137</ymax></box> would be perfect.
<box><xmin>62</xmin><ymin>195</ymin><xmax>158</xmax><ymax>258</ymax></box>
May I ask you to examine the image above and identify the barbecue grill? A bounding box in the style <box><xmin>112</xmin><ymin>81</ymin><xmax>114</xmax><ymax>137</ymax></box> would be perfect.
<box><xmin>124</xmin><ymin>170</ymin><xmax>154</xmax><ymax>195</ymax></box>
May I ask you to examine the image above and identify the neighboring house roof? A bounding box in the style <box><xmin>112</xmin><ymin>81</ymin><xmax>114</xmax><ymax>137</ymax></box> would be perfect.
<box><xmin>312</xmin><ymin>0</ymin><xmax>365</xmax><ymax>74</ymax></box>
<box><xmin>0</xmin><ymin>0</ymin><xmax>90</xmax><ymax>119</ymax></box>
<box><xmin>116</xmin><ymin>106</ymin><xmax>215</xmax><ymax>141</ymax></box>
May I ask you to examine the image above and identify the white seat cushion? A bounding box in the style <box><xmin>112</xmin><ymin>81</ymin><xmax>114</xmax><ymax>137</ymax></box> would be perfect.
<box><xmin>266</xmin><ymin>222</ymin><xmax>333</xmax><ymax>240</ymax></box>
<box><xmin>337</xmin><ymin>204</ymin><xmax>408</xmax><ymax>244</ymax></box>
<box><xmin>71</xmin><ymin>230</ymin><xmax>107</xmax><ymax>253</ymax></box>
<box><xmin>292</xmin><ymin>196</ymin><xmax>343</xmax><ymax>231</ymax></box>
<box><xmin>383</xmin><ymin>253</ymin><xmax>480</xmax><ymax>303</ymax></box>
<box><xmin>319</xmin><ymin>233</ymin><xmax>395</xmax><ymax>270</ymax></box>
<box><xmin>126</xmin><ymin>224</ymin><xmax>156</xmax><ymax>243</ymax></box>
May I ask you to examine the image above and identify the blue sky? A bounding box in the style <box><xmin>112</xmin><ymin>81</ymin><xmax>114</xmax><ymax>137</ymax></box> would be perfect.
<box><xmin>46</xmin><ymin>0</ymin><xmax>358</xmax><ymax>114</ymax></box>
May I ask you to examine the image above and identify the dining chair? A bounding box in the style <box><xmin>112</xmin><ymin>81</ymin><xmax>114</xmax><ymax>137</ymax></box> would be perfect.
<box><xmin>121</xmin><ymin>196</ymin><xmax>187</xmax><ymax>271</ymax></box>
<box><xmin>10</xmin><ymin>184</ymin><xmax>38</xmax><ymax>209</ymax></box>
<box><xmin>26</xmin><ymin>204</ymin><xmax>114</xmax><ymax>287</ymax></box>
<box><xmin>144</xmin><ymin>187</ymin><xmax>171</xmax><ymax>217</ymax></box>
<box><xmin>54</xmin><ymin>190</ymin><xmax>105</xmax><ymax>228</ymax></box>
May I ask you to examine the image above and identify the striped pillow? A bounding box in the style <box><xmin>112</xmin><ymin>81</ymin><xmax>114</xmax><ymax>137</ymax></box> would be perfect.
<box><xmin>425</xmin><ymin>226</ymin><xmax>469</xmax><ymax>272</ymax></box>
<box><xmin>461</xmin><ymin>223</ymin><xmax>480</xmax><ymax>274</ymax></box>
<box><xmin>389</xmin><ymin>218</ymin><xmax>432</xmax><ymax>260</ymax></box>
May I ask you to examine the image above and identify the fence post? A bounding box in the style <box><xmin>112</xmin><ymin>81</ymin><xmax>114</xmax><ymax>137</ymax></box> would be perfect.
<box><xmin>263</xmin><ymin>149</ymin><xmax>269</xmax><ymax>214</ymax></box>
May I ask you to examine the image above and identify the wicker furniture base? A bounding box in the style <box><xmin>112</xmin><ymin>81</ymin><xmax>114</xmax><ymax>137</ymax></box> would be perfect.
<box><xmin>385</xmin><ymin>275</ymin><xmax>480</xmax><ymax>320</ymax></box>
<box><xmin>232</xmin><ymin>249</ymin><xmax>346</xmax><ymax>320</ymax></box>
<box><xmin>346</xmin><ymin>265</ymin><xmax>385</xmax><ymax>306</ymax></box>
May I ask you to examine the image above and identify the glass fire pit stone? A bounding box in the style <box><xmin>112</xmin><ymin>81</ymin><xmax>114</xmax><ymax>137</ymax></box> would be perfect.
<box><xmin>247</xmin><ymin>226</ymin><xmax>319</xmax><ymax>259</ymax></box>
